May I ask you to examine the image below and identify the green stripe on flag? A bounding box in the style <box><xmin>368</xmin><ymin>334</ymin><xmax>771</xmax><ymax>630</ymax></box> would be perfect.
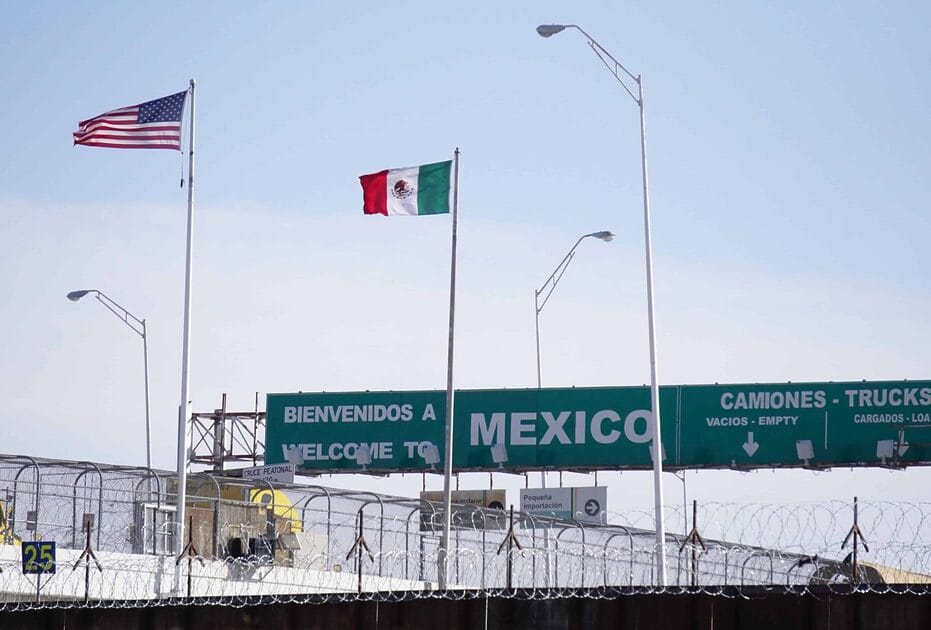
<box><xmin>416</xmin><ymin>160</ymin><xmax>452</xmax><ymax>215</ymax></box>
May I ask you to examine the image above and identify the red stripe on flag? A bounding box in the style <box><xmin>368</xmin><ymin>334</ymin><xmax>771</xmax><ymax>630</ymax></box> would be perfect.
<box><xmin>359</xmin><ymin>170</ymin><xmax>389</xmax><ymax>215</ymax></box>
<box><xmin>74</xmin><ymin>141</ymin><xmax>180</xmax><ymax>149</ymax></box>
<box><xmin>76</xmin><ymin>133</ymin><xmax>181</xmax><ymax>142</ymax></box>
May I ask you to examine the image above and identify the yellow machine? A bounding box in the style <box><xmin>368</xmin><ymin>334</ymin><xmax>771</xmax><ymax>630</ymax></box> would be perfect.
<box><xmin>179</xmin><ymin>479</ymin><xmax>306</xmax><ymax>563</ymax></box>
<box><xmin>249</xmin><ymin>488</ymin><xmax>303</xmax><ymax>534</ymax></box>
<box><xmin>0</xmin><ymin>499</ymin><xmax>22</xmax><ymax>546</ymax></box>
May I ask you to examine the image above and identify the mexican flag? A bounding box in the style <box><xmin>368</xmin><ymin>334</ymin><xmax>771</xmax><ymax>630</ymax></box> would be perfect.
<box><xmin>359</xmin><ymin>160</ymin><xmax>452</xmax><ymax>216</ymax></box>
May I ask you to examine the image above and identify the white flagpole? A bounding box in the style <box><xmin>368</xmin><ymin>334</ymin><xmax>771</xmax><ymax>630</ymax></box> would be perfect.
<box><xmin>437</xmin><ymin>148</ymin><xmax>460</xmax><ymax>590</ymax></box>
<box><xmin>174</xmin><ymin>78</ymin><xmax>196</xmax><ymax>564</ymax></box>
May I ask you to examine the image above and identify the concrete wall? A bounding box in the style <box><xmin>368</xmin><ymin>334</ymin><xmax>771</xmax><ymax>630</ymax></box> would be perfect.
<box><xmin>0</xmin><ymin>588</ymin><xmax>930</xmax><ymax>630</ymax></box>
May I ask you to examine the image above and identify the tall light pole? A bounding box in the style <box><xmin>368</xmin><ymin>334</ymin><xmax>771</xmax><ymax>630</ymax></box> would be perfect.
<box><xmin>537</xmin><ymin>23</ymin><xmax>668</xmax><ymax>585</ymax></box>
<box><xmin>67</xmin><ymin>289</ymin><xmax>152</xmax><ymax>470</ymax></box>
<box><xmin>533</xmin><ymin>230</ymin><xmax>612</xmax><ymax>588</ymax></box>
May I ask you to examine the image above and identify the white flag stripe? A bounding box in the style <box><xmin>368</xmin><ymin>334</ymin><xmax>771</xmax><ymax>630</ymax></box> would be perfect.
<box><xmin>79</xmin><ymin>134</ymin><xmax>181</xmax><ymax>143</ymax></box>
<box><xmin>76</xmin><ymin>128</ymin><xmax>182</xmax><ymax>138</ymax></box>
<box><xmin>77</xmin><ymin>108</ymin><xmax>139</xmax><ymax>126</ymax></box>
<box><xmin>385</xmin><ymin>166</ymin><xmax>421</xmax><ymax>216</ymax></box>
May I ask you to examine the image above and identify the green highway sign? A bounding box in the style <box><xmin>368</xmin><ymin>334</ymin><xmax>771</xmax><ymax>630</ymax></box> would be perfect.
<box><xmin>268</xmin><ymin>390</ymin><xmax>446</xmax><ymax>471</ymax></box>
<box><xmin>677</xmin><ymin>381</ymin><xmax>931</xmax><ymax>468</ymax></box>
<box><xmin>265</xmin><ymin>380</ymin><xmax>931</xmax><ymax>473</ymax></box>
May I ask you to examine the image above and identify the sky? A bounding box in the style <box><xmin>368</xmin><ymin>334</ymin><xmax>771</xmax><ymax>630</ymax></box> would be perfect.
<box><xmin>1</xmin><ymin>1</ymin><xmax>929</xmax><ymax>529</ymax></box>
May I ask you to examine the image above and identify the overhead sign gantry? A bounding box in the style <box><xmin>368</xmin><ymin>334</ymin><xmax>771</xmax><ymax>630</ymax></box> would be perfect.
<box><xmin>264</xmin><ymin>380</ymin><xmax>931</xmax><ymax>473</ymax></box>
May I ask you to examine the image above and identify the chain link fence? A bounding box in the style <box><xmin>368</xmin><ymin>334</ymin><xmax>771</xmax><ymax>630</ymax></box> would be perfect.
<box><xmin>0</xmin><ymin>455</ymin><xmax>928</xmax><ymax>612</ymax></box>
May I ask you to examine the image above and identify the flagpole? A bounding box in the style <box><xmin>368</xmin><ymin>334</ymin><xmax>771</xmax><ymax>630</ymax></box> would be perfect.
<box><xmin>174</xmin><ymin>78</ymin><xmax>196</xmax><ymax>565</ymax></box>
<box><xmin>437</xmin><ymin>148</ymin><xmax>460</xmax><ymax>590</ymax></box>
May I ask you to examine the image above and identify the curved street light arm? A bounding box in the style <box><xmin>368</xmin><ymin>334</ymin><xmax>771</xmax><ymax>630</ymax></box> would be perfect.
<box><xmin>536</xmin><ymin>229</ymin><xmax>615</xmax><ymax>314</ymax></box>
<box><xmin>535</xmin><ymin>235</ymin><xmax>587</xmax><ymax>314</ymax></box>
<box><xmin>89</xmin><ymin>291</ymin><xmax>145</xmax><ymax>338</ymax></box>
<box><xmin>564</xmin><ymin>25</ymin><xmax>641</xmax><ymax>105</ymax></box>
<box><xmin>533</xmin><ymin>230</ymin><xmax>613</xmax><ymax>393</ymax></box>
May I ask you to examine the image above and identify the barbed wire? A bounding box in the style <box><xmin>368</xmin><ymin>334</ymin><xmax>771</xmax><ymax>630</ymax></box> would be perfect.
<box><xmin>0</xmin><ymin>455</ymin><xmax>928</xmax><ymax>612</ymax></box>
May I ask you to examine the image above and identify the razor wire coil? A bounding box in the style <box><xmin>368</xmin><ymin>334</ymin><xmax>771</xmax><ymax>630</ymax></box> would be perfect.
<box><xmin>0</xmin><ymin>455</ymin><xmax>928</xmax><ymax>612</ymax></box>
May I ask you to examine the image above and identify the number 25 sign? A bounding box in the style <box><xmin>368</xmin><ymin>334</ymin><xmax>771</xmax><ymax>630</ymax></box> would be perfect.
<box><xmin>21</xmin><ymin>541</ymin><xmax>56</xmax><ymax>575</ymax></box>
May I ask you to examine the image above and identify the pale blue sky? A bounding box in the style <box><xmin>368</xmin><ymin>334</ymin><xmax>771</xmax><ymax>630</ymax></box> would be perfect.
<box><xmin>1</xmin><ymin>1</ymin><xmax>929</xmax><ymax>517</ymax></box>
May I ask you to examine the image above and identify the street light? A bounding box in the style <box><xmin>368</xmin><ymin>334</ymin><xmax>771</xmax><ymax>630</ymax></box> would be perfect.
<box><xmin>67</xmin><ymin>289</ymin><xmax>152</xmax><ymax>470</ymax></box>
<box><xmin>537</xmin><ymin>23</ymin><xmax>668</xmax><ymax>584</ymax></box>
<box><xmin>535</xmin><ymin>25</ymin><xmax>566</xmax><ymax>38</ymax></box>
<box><xmin>533</xmin><ymin>230</ymin><xmax>611</xmax><ymax>587</ymax></box>
<box><xmin>534</xmin><ymin>230</ymin><xmax>614</xmax><ymax>395</ymax></box>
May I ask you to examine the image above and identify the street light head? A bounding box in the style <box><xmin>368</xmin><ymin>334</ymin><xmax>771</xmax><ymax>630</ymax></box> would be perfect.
<box><xmin>536</xmin><ymin>24</ymin><xmax>566</xmax><ymax>38</ymax></box>
<box><xmin>66</xmin><ymin>290</ymin><xmax>94</xmax><ymax>302</ymax></box>
<box><xmin>591</xmin><ymin>231</ymin><xmax>615</xmax><ymax>242</ymax></box>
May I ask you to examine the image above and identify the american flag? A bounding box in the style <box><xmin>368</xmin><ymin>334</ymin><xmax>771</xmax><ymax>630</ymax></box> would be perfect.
<box><xmin>73</xmin><ymin>90</ymin><xmax>188</xmax><ymax>150</ymax></box>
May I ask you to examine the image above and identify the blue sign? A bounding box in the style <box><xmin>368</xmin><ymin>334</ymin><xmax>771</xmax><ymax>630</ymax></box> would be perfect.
<box><xmin>21</xmin><ymin>541</ymin><xmax>56</xmax><ymax>575</ymax></box>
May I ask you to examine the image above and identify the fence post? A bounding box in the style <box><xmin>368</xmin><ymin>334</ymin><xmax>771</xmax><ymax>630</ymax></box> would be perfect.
<box><xmin>346</xmin><ymin>508</ymin><xmax>374</xmax><ymax>594</ymax></box>
<box><xmin>841</xmin><ymin>496</ymin><xmax>870</xmax><ymax>585</ymax></box>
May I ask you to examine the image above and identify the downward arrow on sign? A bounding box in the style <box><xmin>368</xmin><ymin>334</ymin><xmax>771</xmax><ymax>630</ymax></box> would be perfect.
<box><xmin>898</xmin><ymin>429</ymin><xmax>910</xmax><ymax>456</ymax></box>
<box><xmin>743</xmin><ymin>432</ymin><xmax>759</xmax><ymax>457</ymax></box>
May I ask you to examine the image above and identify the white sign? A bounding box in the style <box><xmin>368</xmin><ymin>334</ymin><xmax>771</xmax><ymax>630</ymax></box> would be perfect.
<box><xmin>572</xmin><ymin>486</ymin><xmax>607</xmax><ymax>525</ymax></box>
<box><xmin>420</xmin><ymin>490</ymin><xmax>507</xmax><ymax>530</ymax></box>
<box><xmin>241</xmin><ymin>463</ymin><xmax>296</xmax><ymax>484</ymax></box>
<box><xmin>520</xmin><ymin>487</ymin><xmax>608</xmax><ymax>525</ymax></box>
<box><xmin>519</xmin><ymin>488</ymin><xmax>572</xmax><ymax>520</ymax></box>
